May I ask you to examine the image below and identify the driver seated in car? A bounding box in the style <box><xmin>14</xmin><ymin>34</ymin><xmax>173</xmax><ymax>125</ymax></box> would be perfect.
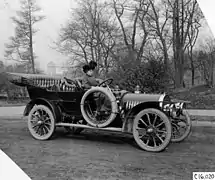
<box><xmin>82</xmin><ymin>61</ymin><xmax>110</xmax><ymax>114</ymax></box>
<box><xmin>82</xmin><ymin>64</ymin><xmax>99</xmax><ymax>88</ymax></box>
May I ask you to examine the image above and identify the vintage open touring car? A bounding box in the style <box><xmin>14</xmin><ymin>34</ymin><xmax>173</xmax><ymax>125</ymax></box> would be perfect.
<box><xmin>7</xmin><ymin>72</ymin><xmax>191</xmax><ymax>152</ymax></box>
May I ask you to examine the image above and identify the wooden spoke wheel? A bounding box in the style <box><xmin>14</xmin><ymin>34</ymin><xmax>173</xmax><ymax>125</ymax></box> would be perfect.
<box><xmin>133</xmin><ymin>108</ymin><xmax>172</xmax><ymax>152</ymax></box>
<box><xmin>171</xmin><ymin>110</ymin><xmax>191</xmax><ymax>142</ymax></box>
<box><xmin>28</xmin><ymin>105</ymin><xmax>56</xmax><ymax>140</ymax></box>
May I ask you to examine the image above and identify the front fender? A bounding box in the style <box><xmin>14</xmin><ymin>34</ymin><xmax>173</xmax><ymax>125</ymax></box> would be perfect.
<box><xmin>122</xmin><ymin>101</ymin><xmax>161</xmax><ymax>133</ymax></box>
<box><xmin>23</xmin><ymin>98</ymin><xmax>62</xmax><ymax>122</ymax></box>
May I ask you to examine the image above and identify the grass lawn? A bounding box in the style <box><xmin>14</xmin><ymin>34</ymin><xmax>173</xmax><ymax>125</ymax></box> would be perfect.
<box><xmin>170</xmin><ymin>84</ymin><xmax>215</xmax><ymax>109</ymax></box>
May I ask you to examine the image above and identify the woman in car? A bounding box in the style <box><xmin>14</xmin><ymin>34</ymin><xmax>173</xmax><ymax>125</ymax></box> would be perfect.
<box><xmin>82</xmin><ymin>64</ymin><xmax>98</xmax><ymax>89</ymax></box>
<box><xmin>82</xmin><ymin>61</ymin><xmax>110</xmax><ymax>114</ymax></box>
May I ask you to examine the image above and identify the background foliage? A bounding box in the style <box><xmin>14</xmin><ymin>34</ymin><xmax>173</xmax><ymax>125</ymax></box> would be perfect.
<box><xmin>2</xmin><ymin>0</ymin><xmax>215</xmax><ymax>108</ymax></box>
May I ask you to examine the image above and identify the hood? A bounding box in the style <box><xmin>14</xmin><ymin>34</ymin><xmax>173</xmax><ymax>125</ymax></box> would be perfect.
<box><xmin>121</xmin><ymin>93</ymin><xmax>169</xmax><ymax>103</ymax></box>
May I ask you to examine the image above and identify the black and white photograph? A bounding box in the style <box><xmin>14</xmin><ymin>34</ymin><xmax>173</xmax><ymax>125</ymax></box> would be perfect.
<box><xmin>0</xmin><ymin>0</ymin><xmax>215</xmax><ymax>179</ymax></box>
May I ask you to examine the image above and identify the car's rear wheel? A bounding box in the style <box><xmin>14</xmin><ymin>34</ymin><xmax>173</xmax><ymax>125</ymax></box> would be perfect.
<box><xmin>28</xmin><ymin>105</ymin><xmax>56</xmax><ymax>140</ymax></box>
<box><xmin>171</xmin><ymin>110</ymin><xmax>191</xmax><ymax>142</ymax></box>
<box><xmin>133</xmin><ymin>108</ymin><xmax>172</xmax><ymax>152</ymax></box>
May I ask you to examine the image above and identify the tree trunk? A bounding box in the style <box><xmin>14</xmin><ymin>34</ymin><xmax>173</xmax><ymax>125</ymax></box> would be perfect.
<box><xmin>29</xmin><ymin>4</ymin><xmax>35</xmax><ymax>74</ymax></box>
<box><xmin>163</xmin><ymin>46</ymin><xmax>169</xmax><ymax>71</ymax></box>
<box><xmin>172</xmin><ymin>0</ymin><xmax>187</xmax><ymax>88</ymax></box>
<box><xmin>174</xmin><ymin>50</ymin><xmax>184</xmax><ymax>88</ymax></box>
<box><xmin>191</xmin><ymin>67</ymin><xmax>195</xmax><ymax>86</ymax></box>
<box><xmin>190</xmin><ymin>47</ymin><xmax>195</xmax><ymax>86</ymax></box>
<box><xmin>29</xmin><ymin>42</ymin><xmax>35</xmax><ymax>73</ymax></box>
<box><xmin>210</xmin><ymin>56</ymin><xmax>214</xmax><ymax>87</ymax></box>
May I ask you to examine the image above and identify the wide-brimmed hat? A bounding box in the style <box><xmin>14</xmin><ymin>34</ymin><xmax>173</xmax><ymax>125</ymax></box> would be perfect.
<box><xmin>89</xmin><ymin>61</ymin><xmax>97</xmax><ymax>70</ymax></box>
<box><xmin>82</xmin><ymin>64</ymin><xmax>91</xmax><ymax>73</ymax></box>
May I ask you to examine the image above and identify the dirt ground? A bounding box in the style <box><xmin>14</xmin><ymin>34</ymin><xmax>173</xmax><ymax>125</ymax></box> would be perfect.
<box><xmin>0</xmin><ymin>118</ymin><xmax>215</xmax><ymax>180</ymax></box>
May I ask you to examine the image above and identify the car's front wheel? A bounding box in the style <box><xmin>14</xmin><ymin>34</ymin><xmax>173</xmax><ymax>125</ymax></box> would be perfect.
<box><xmin>28</xmin><ymin>105</ymin><xmax>56</xmax><ymax>140</ymax></box>
<box><xmin>133</xmin><ymin>108</ymin><xmax>172</xmax><ymax>152</ymax></box>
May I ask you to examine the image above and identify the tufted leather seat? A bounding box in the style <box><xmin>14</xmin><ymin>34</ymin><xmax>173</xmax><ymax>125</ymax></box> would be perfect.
<box><xmin>74</xmin><ymin>77</ymin><xmax>84</xmax><ymax>88</ymax></box>
<box><xmin>63</xmin><ymin>77</ymin><xmax>85</xmax><ymax>91</ymax></box>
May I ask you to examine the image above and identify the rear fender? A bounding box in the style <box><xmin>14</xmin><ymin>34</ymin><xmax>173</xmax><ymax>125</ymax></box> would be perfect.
<box><xmin>122</xmin><ymin>102</ymin><xmax>160</xmax><ymax>133</ymax></box>
<box><xmin>23</xmin><ymin>98</ymin><xmax>62</xmax><ymax>122</ymax></box>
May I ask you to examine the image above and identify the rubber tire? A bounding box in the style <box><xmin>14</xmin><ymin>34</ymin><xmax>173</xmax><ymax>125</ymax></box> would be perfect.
<box><xmin>80</xmin><ymin>87</ymin><xmax>118</xmax><ymax>128</ymax></box>
<box><xmin>171</xmin><ymin>110</ymin><xmax>192</xmax><ymax>142</ymax></box>
<box><xmin>133</xmin><ymin>108</ymin><xmax>172</xmax><ymax>152</ymax></box>
<box><xmin>28</xmin><ymin>105</ymin><xmax>56</xmax><ymax>140</ymax></box>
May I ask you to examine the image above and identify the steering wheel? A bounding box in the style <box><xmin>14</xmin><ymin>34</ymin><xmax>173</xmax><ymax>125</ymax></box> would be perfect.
<box><xmin>98</xmin><ymin>78</ymin><xmax>113</xmax><ymax>87</ymax></box>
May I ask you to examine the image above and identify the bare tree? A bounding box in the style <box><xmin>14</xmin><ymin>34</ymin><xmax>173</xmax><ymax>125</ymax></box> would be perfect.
<box><xmin>55</xmin><ymin>0</ymin><xmax>119</xmax><ymax>76</ymax></box>
<box><xmin>197</xmin><ymin>38</ymin><xmax>215</xmax><ymax>87</ymax></box>
<box><xmin>112</xmin><ymin>0</ymin><xmax>150</xmax><ymax>68</ymax></box>
<box><xmin>4</xmin><ymin>0</ymin><xmax>45</xmax><ymax>74</ymax></box>
<box><xmin>186</xmin><ymin>15</ymin><xmax>202</xmax><ymax>86</ymax></box>
<box><xmin>168</xmin><ymin>0</ymin><xmax>202</xmax><ymax>88</ymax></box>
<box><xmin>145</xmin><ymin>0</ymin><xmax>172</xmax><ymax>69</ymax></box>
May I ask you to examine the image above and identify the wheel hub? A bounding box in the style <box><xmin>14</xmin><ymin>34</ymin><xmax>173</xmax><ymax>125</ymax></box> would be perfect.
<box><xmin>147</xmin><ymin>127</ymin><xmax>154</xmax><ymax>133</ymax></box>
<box><xmin>146</xmin><ymin>125</ymin><xmax>157</xmax><ymax>134</ymax></box>
<box><xmin>37</xmin><ymin>120</ymin><xmax>43</xmax><ymax>125</ymax></box>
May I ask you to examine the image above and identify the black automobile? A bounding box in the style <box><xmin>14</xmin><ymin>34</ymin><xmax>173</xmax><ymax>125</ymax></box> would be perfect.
<box><xmin>8</xmin><ymin>72</ymin><xmax>191</xmax><ymax>152</ymax></box>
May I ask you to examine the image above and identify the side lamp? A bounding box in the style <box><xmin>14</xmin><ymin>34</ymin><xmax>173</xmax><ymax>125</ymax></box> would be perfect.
<box><xmin>134</xmin><ymin>85</ymin><xmax>141</xmax><ymax>93</ymax></box>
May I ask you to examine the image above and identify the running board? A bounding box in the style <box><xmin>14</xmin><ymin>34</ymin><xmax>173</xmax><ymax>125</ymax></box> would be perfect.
<box><xmin>56</xmin><ymin>123</ymin><xmax>122</xmax><ymax>132</ymax></box>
